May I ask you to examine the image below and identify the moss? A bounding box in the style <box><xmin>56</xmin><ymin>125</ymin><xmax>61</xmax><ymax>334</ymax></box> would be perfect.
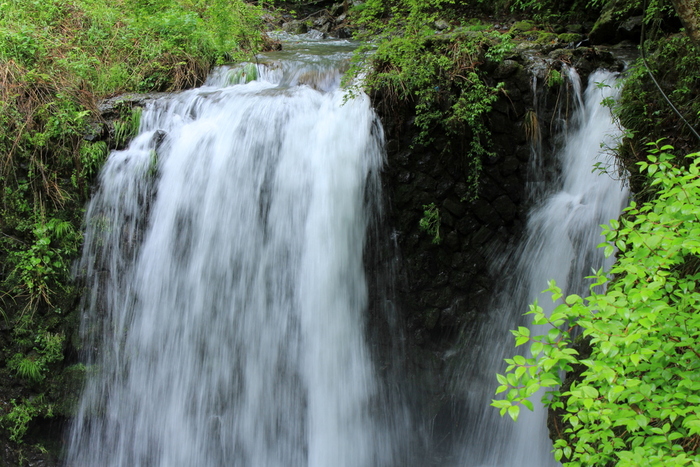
<box><xmin>51</xmin><ymin>364</ymin><xmax>87</xmax><ymax>417</ymax></box>
<box><xmin>557</xmin><ymin>33</ymin><xmax>583</xmax><ymax>44</ymax></box>
<box><xmin>535</xmin><ymin>32</ymin><xmax>558</xmax><ymax>44</ymax></box>
<box><xmin>510</xmin><ymin>20</ymin><xmax>536</xmax><ymax>33</ymax></box>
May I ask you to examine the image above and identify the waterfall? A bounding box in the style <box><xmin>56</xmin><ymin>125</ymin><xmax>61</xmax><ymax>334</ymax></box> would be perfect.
<box><xmin>67</xmin><ymin>34</ymin><xmax>631</xmax><ymax>467</ymax></box>
<box><xmin>67</xmin><ymin>39</ymin><xmax>404</xmax><ymax>467</ymax></box>
<box><xmin>453</xmin><ymin>69</ymin><xmax>629</xmax><ymax>466</ymax></box>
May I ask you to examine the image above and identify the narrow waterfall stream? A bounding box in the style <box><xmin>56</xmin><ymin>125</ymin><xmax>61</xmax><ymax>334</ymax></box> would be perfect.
<box><xmin>67</xmin><ymin>39</ymin><xmax>404</xmax><ymax>467</ymax></box>
<box><xmin>453</xmin><ymin>69</ymin><xmax>629</xmax><ymax>466</ymax></box>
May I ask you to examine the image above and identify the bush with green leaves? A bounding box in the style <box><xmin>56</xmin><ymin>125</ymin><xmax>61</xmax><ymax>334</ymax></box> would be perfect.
<box><xmin>349</xmin><ymin>0</ymin><xmax>512</xmax><ymax>199</ymax></box>
<box><xmin>7</xmin><ymin>326</ymin><xmax>65</xmax><ymax>384</ymax></box>
<box><xmin>494</xmin><ymin>143</ymin><xmax>700</xmax><ymax>465</ymax></box>
<box><xmin>419</xmin><ymin>202</ymin><xmax>442</xmax><ymax>244</ymax></box>
<box><xmin>0</xmin><ymin>396</ymin><xmax>49</xmax><ymax>443</ymax></box>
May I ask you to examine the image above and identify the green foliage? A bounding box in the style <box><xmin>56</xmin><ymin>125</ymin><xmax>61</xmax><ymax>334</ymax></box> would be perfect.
<box><xmin>546</xmin><ymin>68</ymin><xmax>564</xmax><ymax>87</ymax></box>
<box><xmin>7</xmin><ymin>330</ymin><xmax>65</xmax><ymax>384</ymax></box>
<box><xmin>495</xmin><ymin>144</ymin><xmax>700</xmax><ymax>466</ymax></box>
<box><xmin>114</xmin><ymin>107</ymin><xmax>143</xmax><ymax>149</ymax></box>
<box><xmin>0</xmin><ymin>0</ymin><xmax>264</xmax><ymax>93</ymax></box>
<box><xmin>75</xmin><ymin>141</ymin><xmax>109</xmax><ymax>193</ymax></box>
<box><xmin>228</xmin><ymin>62</ymin><xmax>259</xmax><ymax>85</ymax></box>
<box><xmin>4</xmin><ymin>218</ymin><xmax>79</xmax><ymax>312</ymax></box>
<box><xmin>509</xmin><ymin>0</ymin><xmax>672</xmax><ymax>24</ymax></box>
<box><xmin>349</xmin><ymin>0</ymin><xmax>512</xmax><ymax>199</ymax></box>
<box><xmin>620</xmin><ymin>33</ymin><xmax>700</xmax><ymax>156</ymax></box>
<box><xmin>419</xmin><ymin>202</ymin><xmax>442</xmax><ymax>244</ymax></box>
<box><xmin>1</xmin><ymin>395</ymin><xmax>52</xmax><ymax>443</ymax></box>
<box><xmin>509</xmin><ymin>0</ymin><xmax>604</xmax><ymax>22</ymax></box>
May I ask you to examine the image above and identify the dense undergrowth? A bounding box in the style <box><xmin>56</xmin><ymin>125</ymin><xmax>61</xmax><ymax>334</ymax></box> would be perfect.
<box><xmin>348</xmin><ymin>0</ymin><xmax>515</xmax><ymax>200</ymax></box>
<box><xmin>0</xmin><ymin>0</ymin><xmax>264</xmax><ymax>460</ymax></box>
<box><xmin>495</xmin><ymin>1</ymin><xmax>700</xmax><ymax>465</ymax></box>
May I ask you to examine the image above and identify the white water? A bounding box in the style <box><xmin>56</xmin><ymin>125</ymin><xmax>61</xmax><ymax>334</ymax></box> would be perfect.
<box><xmin>67</xmin><ymin>40</ymin><xmax>400</xmax><ymax>467</ymax></box>
<box><xmin>454</xmin><ymin>69</ymin><xmax>629</xmax><ymax>466</ymax></box>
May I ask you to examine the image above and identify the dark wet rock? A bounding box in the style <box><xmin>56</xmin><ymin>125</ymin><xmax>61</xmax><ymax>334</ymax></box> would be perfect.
<box><xmin>589</xmin><ymin>0</ymin><xmax>642</xmax><ymax>44</ymax></box>
<box><xmin>282</xmin><ymin>20</ymin><xmax>308</xmax><ymax>35</ymax></box>
<box><xmin>98</xmin><ymin>92</ymin><xmax>170</xmax><ymax>120</ymax></box>
<box><xmin>83</xmin><ymin>121</ymin><xmax>106</xmax><ymax>141</ymax></box>
<box><xmin>442</xmin><ymin>198</ymin><xmax>466</xmax><ymax>218</ymax></box>
<box><xmin>313</xmin><ymin>15</ymin><xmax>331</xmax><ymax>28</ymax></box>
<box><xmin>494</xmin><ymin>59</ymin><xmax>522</xmax><ymax>79</ymax></box>
<box><xmin>619</xmin><ymin>15</ymin><xmax>643</xmax><ymax>39</ymax></box>
<box><xmin>492</xmin><ymin>195</ymin><xmax>518</xmax><ymax>222</ymax></box>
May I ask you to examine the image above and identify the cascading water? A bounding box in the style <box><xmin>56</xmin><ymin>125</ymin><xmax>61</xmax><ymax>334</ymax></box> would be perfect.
<box><xmin>452</xmin><ymin>69</ymin><xmax>629</xmax><ymax>466</ymax></box>
<box><xmin>67</xmin><ymin>39</ymin><xmax>405</xmax><ymax>467</ymax></box>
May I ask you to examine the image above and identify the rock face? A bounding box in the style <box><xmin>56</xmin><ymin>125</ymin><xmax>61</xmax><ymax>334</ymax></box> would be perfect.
<box><xmin>589</xmin><ymin>0</ymin><xmax>644</xmax><ymax>44</ymax></box>
<box><xmin>276</xmin><ymin>2</ymin><xmax>353</xmax><ymax>39</ymax></box>
<box><xmin>370</xmin><ymin>46</ymin><xmax>623</xmax><ymax>458</ymax></box>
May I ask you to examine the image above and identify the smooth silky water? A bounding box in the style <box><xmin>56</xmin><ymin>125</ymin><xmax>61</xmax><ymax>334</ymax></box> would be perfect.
<box><xmin>66</xmin><ymin>37</ymin><xmax>407</xmax><ymax>467</ymax></box>
<box><xmin>453</xmin><ymin>69</ymin><xmax>629</xmax><ymax>467</ymax></box>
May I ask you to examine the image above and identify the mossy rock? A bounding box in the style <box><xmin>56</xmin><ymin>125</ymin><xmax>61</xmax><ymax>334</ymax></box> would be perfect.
<box><xmin>558</xmin><ymin>33</ymin><xmax>584</xmax><ymax>44</ymax></box>
<box><xmin>510</xmin><ymin>20</ymin><xmax>535</xmax><ymax>33</ymax></box>
<box><xmin>548</xmin><ymin>48</ymin><xmax>576</xmax><ymax>61</ymax></box>
<box><xmin>51</xmin><ymin>363</ymin><xmax>88</xmax><ymax>416</ymax></box>
<box><xmin>423</xmin><ymin>307</ymin><xmax>441</xmax><ymax>330</ymax></box>
<box><xmin>589</xmin><ymin>0</ymin><xmax>642</xmax><ymax>44</ymax></box>
<box><xmin>535</xmin><ymin>32</ymin><xmax>558</xmax><ymax>44</ymax></box>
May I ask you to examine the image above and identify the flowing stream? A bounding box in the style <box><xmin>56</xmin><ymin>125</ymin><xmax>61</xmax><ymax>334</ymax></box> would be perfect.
<box><xmin>67</xmin><ymin>39</ymin><xmax>404</xmax><ymax>467</ymax></box>
<box><xmin>453</xmin><ymin>69</ymin><xmax>629</xmax><ymax>466</ymax></box>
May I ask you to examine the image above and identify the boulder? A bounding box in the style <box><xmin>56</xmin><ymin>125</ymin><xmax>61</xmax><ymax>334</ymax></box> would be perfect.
<box><xmin>589</xmin><ymin>0</ymin><xmax>643</xmax><ymax>44</ymax></box>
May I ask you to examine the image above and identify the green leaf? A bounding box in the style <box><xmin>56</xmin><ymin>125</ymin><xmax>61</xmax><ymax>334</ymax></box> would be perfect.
<box><xmin>507</xmin><ymin>404</ymin><xmax>520</xmax><ymax>421</ymax></box>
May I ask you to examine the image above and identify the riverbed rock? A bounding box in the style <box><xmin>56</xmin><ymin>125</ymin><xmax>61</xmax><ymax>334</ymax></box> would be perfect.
<box><xmin>282</xmin><ymin>20</ymin><xmax>308</xmax><ymax>35</ymax></box>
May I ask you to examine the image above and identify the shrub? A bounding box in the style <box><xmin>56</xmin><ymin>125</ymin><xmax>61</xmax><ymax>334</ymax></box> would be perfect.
<box><xmin>495</xmin><ymin>144</ymin><xmax>700</xmax><ymax>466</ymax></box>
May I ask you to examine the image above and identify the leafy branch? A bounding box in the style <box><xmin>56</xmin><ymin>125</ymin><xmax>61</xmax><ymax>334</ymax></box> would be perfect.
<box><xmin>495</xmin><ymin>144</ymin><xmax>700</xmax><ymax>466</ymax></box>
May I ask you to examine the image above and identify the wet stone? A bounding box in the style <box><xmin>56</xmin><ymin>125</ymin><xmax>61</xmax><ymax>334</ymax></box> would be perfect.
<box><xmin>470</xmin><ymin>199</ymin><xmax>498</xmax><ymax>225</ymax></box>
<box><xmin>424</xmin><ymin>308</ymin><xmax>441</xmax><ymax>330</ymax></box>
<box><xmin>499</xmin><ymin>156</ymin><xmax>520</xmax><ymax>177</ymax></box>
<box><xmin>493</xmin><ymin>194</ymin><xmax>517</xmax><ymax>222</ymax></box>
<box><xmin>494</xmin><ymin>59</ymin><xmax>522</xmax><ymax>79</ymax></box>
<box><xmin>443</xmin><ymin>198</ymin><xmax>466</xmax><ymax>218</ymax></box>
<box><xmin>444</xmin><ymin>231</ymin><xmax>460</xmax><ymax>250</ymax></box>
<box><xmin>441</xmin><ymin>210</ymin><xmax>455</xmax><ymax>229</ymax></box>
<box><xmin>436</xmin><ymin>178</ymin><xmax>454</xmax><ymax>197</ymax></box>
<box><xmin>455</xmin><ymin>215</ymin><xmax>479</xmax><ymax>236</ymax></box>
